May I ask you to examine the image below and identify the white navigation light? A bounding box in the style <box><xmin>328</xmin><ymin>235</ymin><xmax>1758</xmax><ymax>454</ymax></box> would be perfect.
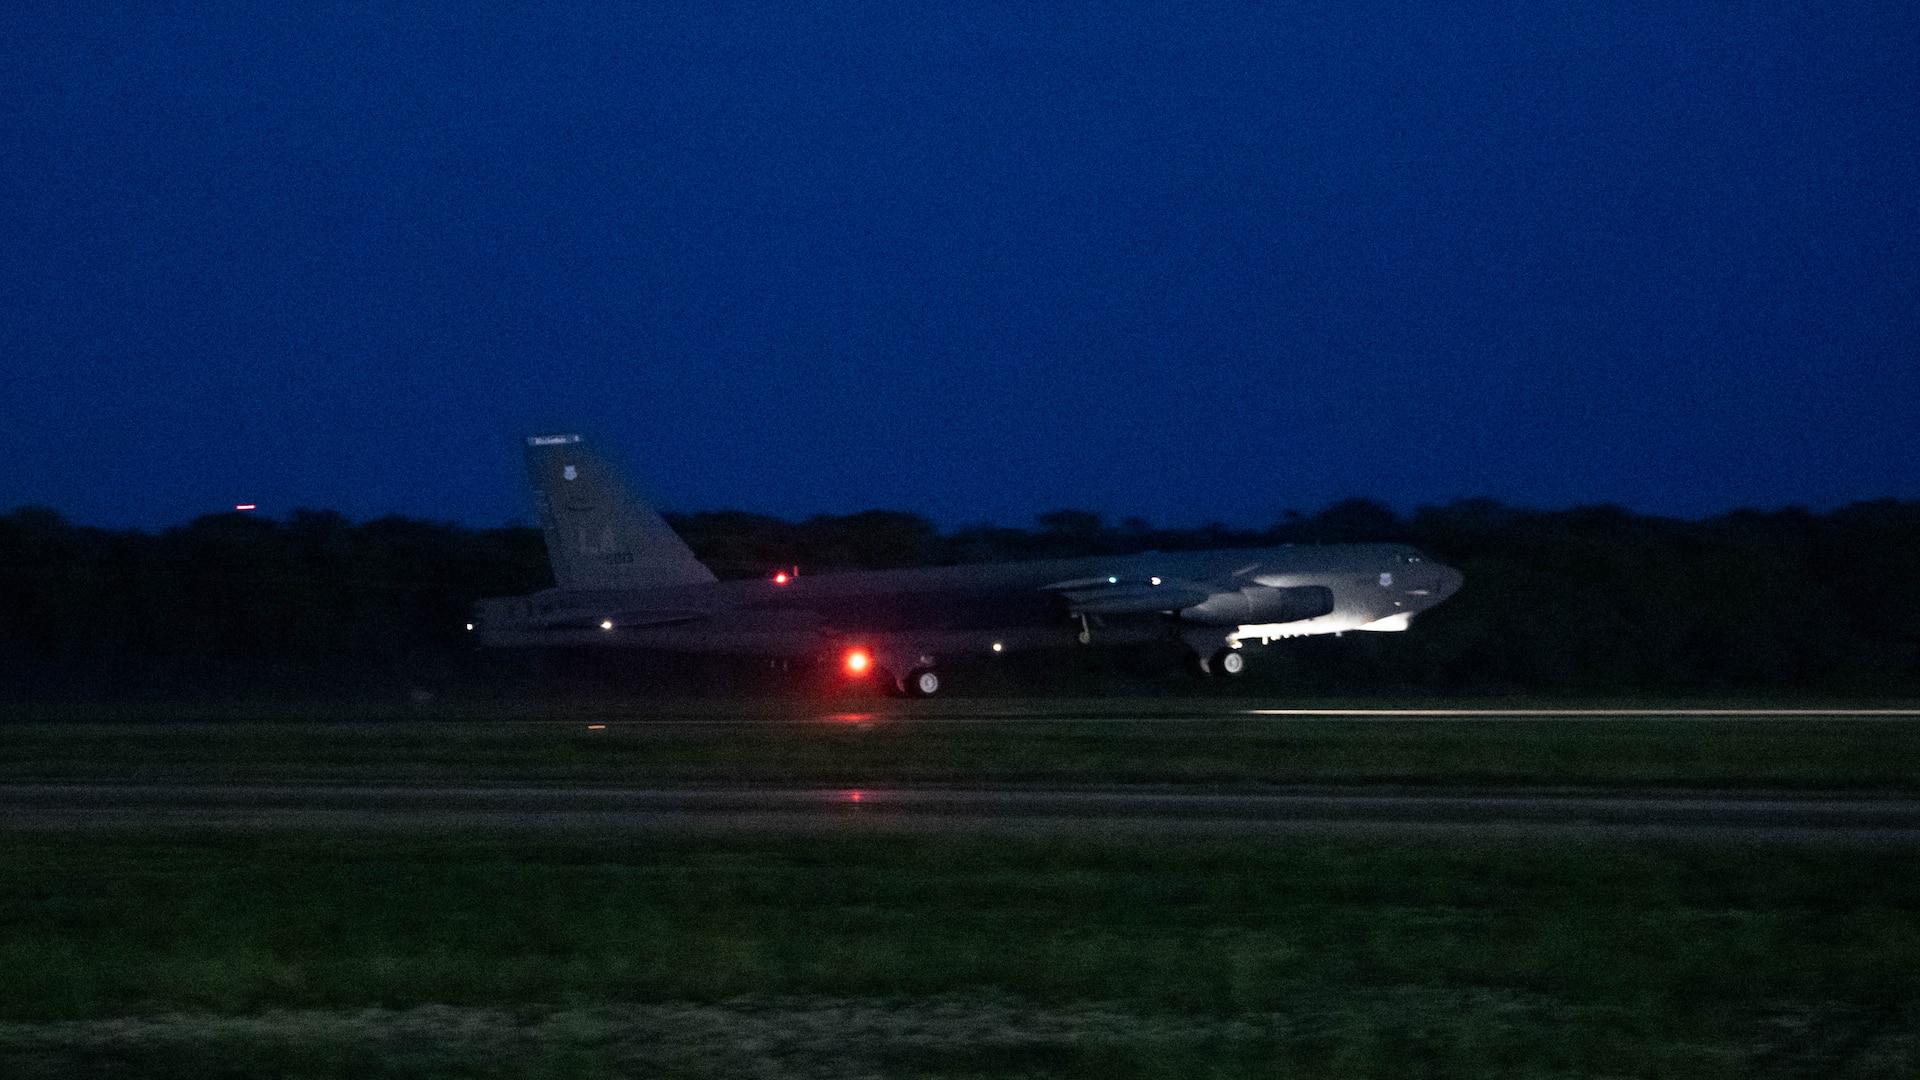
<box><xmin>465</xmin><ymin>623</ymin><xmax>474</xmax><ymax>631</ymax></box>
<box><xmin>991</xmin><ymin>642</ymin><xmax>1004</xmax><ymax>653</ymax></box>
<box><xmin>1107</xmin><ymin>576</ymin><xmax>1118</xmax><ymax>584</ymax></box>
<box><xmin>599</xmin><ymin>619</ymin><xmax>614</xmax><ymax>631</ymax></box>
<box><xmin>1149</xmin><ymin>577</ymin><xmax>1161</xmax><ymax>586</ymax></box>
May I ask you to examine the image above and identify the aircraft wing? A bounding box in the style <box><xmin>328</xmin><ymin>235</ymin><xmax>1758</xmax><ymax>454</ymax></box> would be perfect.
<box><xmin>605</xmin><ymin>609</ymin><xmax>708</xmax><ymax>628</ymax></box>
<box><xmin>531</xmin><ymin>609</ymin><xmax>707</xmax><ymax>630</ymax></box>
<box><xmin>1043</xmin><ymin>577</ymin><xmax>1214</xmax><ymax>615</ymax></box>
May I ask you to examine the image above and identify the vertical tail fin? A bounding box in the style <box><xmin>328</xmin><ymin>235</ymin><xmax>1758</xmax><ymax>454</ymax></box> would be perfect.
<box><xmin>524</xmin><ymin>434</ymin><xmax>717</xmax><ymax>591</ymax></box>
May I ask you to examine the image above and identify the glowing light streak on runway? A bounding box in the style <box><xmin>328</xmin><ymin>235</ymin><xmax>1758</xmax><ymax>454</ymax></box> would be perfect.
<box><xmin>488</xmin><ymin>707</ymin><xmax>1920</xmax><ymax>727</ymax></box>
<box><xmin>1242</xmin><ymin>709</ymin><xmax>1920</xmax><ymax>717</ymax></box>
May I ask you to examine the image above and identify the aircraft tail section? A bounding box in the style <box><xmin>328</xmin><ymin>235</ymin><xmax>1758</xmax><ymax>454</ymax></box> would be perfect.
<box><xmin>523</xmin><ymin>434</ymin><xmax>717</xmax><ymax>591</ymax></box>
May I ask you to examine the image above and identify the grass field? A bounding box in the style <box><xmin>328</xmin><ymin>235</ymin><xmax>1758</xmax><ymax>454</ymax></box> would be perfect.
<box><xmin>3</xmin><ymin>831</ymin><xmax>1917</xmax><ymax>1078</ymax></box>
<box><xmin>1</xmin><ymin>702</ymin><xmax>1917</xmax><ymax>1077</ymax></box>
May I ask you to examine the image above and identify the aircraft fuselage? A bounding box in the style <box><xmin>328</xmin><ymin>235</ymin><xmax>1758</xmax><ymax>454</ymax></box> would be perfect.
<box><xmin>475</xmin><ymin>542</ymin><xmax>1461</xmax><ymax>674</ymax></box>
<box><xmin>475</xmin><ymin>435</ymin><xmax>1463</xmax><ymax>693</ymax></box>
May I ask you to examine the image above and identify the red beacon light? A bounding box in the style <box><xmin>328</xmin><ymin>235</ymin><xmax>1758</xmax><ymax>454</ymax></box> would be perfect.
<box><xmin>773</xmin><ymin>572</ymin><xmax>789</xmax><ymax>585</ymax></box>
<box><xmin>845</xmin><ymin>649</ymin><xmax>871</xmax><ymax>675</ymax></box>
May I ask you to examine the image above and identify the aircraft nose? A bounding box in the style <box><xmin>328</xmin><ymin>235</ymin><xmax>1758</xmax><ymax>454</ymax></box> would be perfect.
<box><xmin>1433</xmin><ymin>564</ymin><xmax>1464</xmax><ymax>600</ymax></box>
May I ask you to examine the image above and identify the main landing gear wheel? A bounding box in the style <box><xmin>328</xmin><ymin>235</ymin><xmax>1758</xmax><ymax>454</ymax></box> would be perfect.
<box><xmin>1214</xmin><ymin>648</ymin><xmax>1245</xmax><ymax>676</ymax></box>
<box><xmin>906</xmin><ymin>667</ymin><xmax>942</xmax><ymax>697</ymax></box>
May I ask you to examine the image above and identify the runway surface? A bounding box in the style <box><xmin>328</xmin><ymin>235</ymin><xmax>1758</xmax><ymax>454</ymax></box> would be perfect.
<box><xmin>5</xmin><ymin>782</ymin><xmax>1917</xmax><ymax>841</ymax></box>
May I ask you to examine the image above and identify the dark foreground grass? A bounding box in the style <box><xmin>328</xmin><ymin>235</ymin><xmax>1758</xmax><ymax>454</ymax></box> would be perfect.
<box><xmin>1</xmin><ymin>704</ymin><xmax>1918</xmax><ymax>789</ymax></box>
<box><xmin>1</xmin><ymin>830</ymin><xmax>1916</xmax><ymax>1077</ymax></box>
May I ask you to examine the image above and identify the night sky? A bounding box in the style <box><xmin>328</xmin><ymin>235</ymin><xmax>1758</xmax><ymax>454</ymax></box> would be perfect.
<box><xmin>3</xmin><ymin>1</ymin><xmax>1914</xmax><ymax>530</ymax></box>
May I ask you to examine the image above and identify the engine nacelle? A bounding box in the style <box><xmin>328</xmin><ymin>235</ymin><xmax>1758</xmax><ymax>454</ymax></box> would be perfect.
<box><xmin>1180</xmin><ymin>585</ymin><xmax>1334</xmax><ymax>627</ymax></box>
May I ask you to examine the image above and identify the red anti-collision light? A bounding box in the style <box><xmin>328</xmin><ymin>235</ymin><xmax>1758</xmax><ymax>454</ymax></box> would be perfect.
<box><xmin>773</xmin><ymin>572</ymin><xmax>789</xmax><ymax>585</ymax></box>
<box><xmin>845</xmin><ymin>649</ymin><xmax>871</xmax><ymax>674</ymax></box>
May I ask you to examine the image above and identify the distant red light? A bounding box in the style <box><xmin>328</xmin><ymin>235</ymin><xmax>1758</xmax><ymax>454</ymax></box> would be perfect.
<box><xmin>773</xmin><ymin>572</ymin><xmax>789</xmax><ymax>584</ymax></box>
<box><xmin>845</xmin><ymin>649</ymin><xmax>871</xmax><ymax>674</ymax></box>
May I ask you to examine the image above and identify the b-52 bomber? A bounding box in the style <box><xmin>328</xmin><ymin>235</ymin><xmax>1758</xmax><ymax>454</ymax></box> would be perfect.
<box><xmin>473</xmin><ymin>435</ymin><xmax>1463</xmax><ymax>695</ymax></box>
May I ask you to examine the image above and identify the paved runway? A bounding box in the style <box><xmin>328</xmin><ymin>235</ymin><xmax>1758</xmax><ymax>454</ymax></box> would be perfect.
<box><xmin>4</xmin><ymin>782</ymin><xmax>1917</xmax><ymax>841</ymax></box>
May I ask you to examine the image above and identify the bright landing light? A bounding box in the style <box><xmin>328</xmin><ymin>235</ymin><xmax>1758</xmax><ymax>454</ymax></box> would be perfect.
<box><xmin>599</xmin><ymin>619</ymin><xmax>614</xmax><ymax>631</ymax></box>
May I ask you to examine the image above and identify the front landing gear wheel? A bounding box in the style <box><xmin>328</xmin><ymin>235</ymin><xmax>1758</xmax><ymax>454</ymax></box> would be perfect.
<box><xmin>906</xmin><ymin>667</ymin><xmax>941</xmax><ymax>697</ymax></box>
<box><xmin>1213</xmin><ymin>649</ymin><xmax>1245</xmax><ymax>676</ymax></box>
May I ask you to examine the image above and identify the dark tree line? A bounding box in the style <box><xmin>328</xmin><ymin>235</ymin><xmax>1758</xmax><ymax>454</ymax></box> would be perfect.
<box><xmin>2</xmin><ymin>498</ymin><xmax>1917</xmax><ymax>699</ymax></box>
<box><xmin>0</xmin><ymin>509</ymin><xmax>548</xmax><ymax>699</ymax></box>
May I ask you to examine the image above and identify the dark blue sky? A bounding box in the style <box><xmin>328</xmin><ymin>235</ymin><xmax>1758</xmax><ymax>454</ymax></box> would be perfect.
<box><xmin>3</xmin><ymin>1</ymin><xmax>1914</xmax><ymax>529</ymax></box>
